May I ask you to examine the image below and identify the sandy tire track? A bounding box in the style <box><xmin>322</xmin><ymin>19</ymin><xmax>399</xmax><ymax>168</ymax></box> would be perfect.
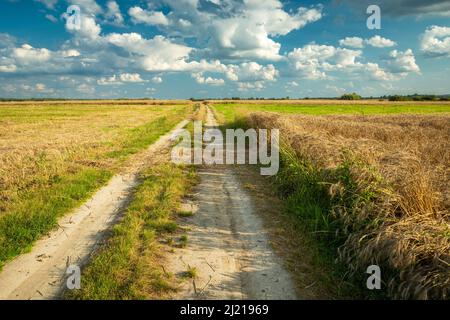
<box><xmin>166</xmin><ymin>107</ymin><xmax>297</xmax><ymax>300</ymax></box>
<box><xmin>0</xmin><ymin>120</ymin><xmax>189</xmax><ymax>300</ymax></box>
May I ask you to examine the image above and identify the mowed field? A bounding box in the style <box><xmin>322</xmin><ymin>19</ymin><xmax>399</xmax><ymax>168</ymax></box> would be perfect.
<box><xmin>212</xmin><ymin>101</ymin><xmax>450</xmax><ymax>299</ymax></box>
<box><xmin>0</xmin><ymin>101</ymin><xmax>192</xmax><ymax>267</ymax></box>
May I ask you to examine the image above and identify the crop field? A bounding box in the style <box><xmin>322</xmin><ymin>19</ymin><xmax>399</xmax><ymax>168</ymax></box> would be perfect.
<box><xmin>212</xmin><ymin>101</ymin><xmax>450</xmax><ymax>299</ymax></box>
<box><xmin>0</xmin><ymin>102</ymin><xmax>191</xmax><ymax>267</ymax></box>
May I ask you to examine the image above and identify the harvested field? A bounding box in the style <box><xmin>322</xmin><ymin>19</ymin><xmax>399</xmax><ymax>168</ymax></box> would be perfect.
<box><xmin>0</xmin><ymin>103</ymin><xmax>192</xmax><ymax>266</ymax></box>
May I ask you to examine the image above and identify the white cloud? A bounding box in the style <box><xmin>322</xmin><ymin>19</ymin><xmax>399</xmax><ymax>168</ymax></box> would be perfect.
<box><xmin>365</xmin><ymin>35</ymin><xmax>397</xmax><ymax>48</ymax></box>
<box><xmin>192</xmin><ymin>73</ymin><xmax>225</xmax><ymax>86</ymax></box>
<box><xmin>339</xmin><ymin>37</ymin><xmax>364</xmax><ymax>48</ymax></box>
<box><xmin>364</xmin><ymin>62</ymin><xmax>398</xmax><ymax>81</ymax></box>
<box><xmin>237</xmin><ymin>81</ymin><xmax>265</xmax><ymax>91</ymax></box>
<box><xmin>119</xmin><ymin>73</ymin><xmax>145</xmax><ymax>83</ymax></box>
<box><xmin>67</xmin><ymin>0</ymin><xmax>102</xmax><ymax>15</ymax></box>
<box><xmin>287</xmin><ymin>43</ymin><xmax>417</xmax><ymax>82</ymax></box>
<box><xmin>65</xmin><ymin>15</ymin><xmax>102</xmax><ymax>41</ymax></box>
<box><xmin>420</xmin><ymin>25</ymin><xmax>450</xmax><ymax>57</ymax></box>
<box><xmin>153</xmin><ymin>0</ymin><xmax>322</xmax><ymax>61</ymax></box>
<box><xmin>128</xmin><ymin>7</ymin><xmax>169</xmax><ymax>26</ymax></box>
<box><xmin>106</xmin><ymin>33</ymin><xmax>195</xmax><ymax>72</ymax></box>
<box><xmin>104</xmin><ymin>1</ymin><xmax>124</xmax><ymax>26</ymax></box>
<box><xmin>13</xmin><ymin>44</ymin><xmax>51</xmax><ymax>63</ymax></box>
<box><xmin>60</xmin><ymin>49</ymin><xmax>80</xmax><ymax>57</ymax></box>
<box><xmin>288</xmin><ymin>44</ymin><xmax>362</xmax><ymax>80</ymax></box>
<box><xmin>97</xmin><ymin>75</ymin><xmax>121</xmax><ymax>85</ymax></box>
<box><xmin>97</xmin><ymin>73</ymin><xmax>146</xmax><ymax>85</ymax></box>
<box><xmin>339</xmin><ymin>35</ymin><xmax>397</xmax><ymax>48</ymax></box>
<box><xmin>152</xmin><ymin>76</ymin><xmax>163</xmax><ymax>83</ymax></box>
<box><xmin>226</xmin><ymin>62</ymin><xmax>278</xmax><ymax>82</ymax></box>
<box><xmin>0</xmin><ymin>64</ymin><xmax>17</xmax><ymax>73</ymax></box>
<box><xmin>387</xmin><ymin>49</ymin><xmax>420</xmax><ymax>73</ymax></box>
<box><xmin>35</xmin><ymin>83</ymin><xmax>53</xmax><ymax>93</ymax></box>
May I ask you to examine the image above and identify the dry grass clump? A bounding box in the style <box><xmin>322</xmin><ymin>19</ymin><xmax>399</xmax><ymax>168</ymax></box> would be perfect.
<box><xmin>247</xmin><ymin>112</ymin><xmax>449</xmax><ymax>299</ymax></box>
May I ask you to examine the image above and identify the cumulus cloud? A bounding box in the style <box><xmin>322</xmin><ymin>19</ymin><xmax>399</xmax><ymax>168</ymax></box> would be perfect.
<box><xmin>128</xmin><ymin>7</ymin><xmax>169</xmax><ymax>26</ymax></box>
<box><xmin>13</xmin><ymin>44</ymin><xmax>52</xmax><ymax>63</ymax></box>
<box><xmin>147</xmin><ymin>0</ymin><xmax>322</xmax><ymax>61</ymax></box>
<box><xmin>225</xmin><ymin>62</ymin><xmax>278</xmax><ymax>82</ymax></box>
<box><xmin>67</xmin><ymin>0</ymin><xmax>102</xmax><ymax>15</ymax></box>
<box><xmin>104</xmin><ymin>1</ymin><xmax>124</xmax><ymax>26</ymax></box>
<box><xmin>0</xmin><ymin>64</ymin><xmax>17</xmax><ymax>73</ymax></box>
<box><xmin>339</xmin><ymin>36</ymin><xmax>397</xmax><ymax>48</ymax></box>
<box><xmin>288</xmin><ymin>44</ymin><xmax>363</xmax><ymax>80</ymax></box>
<box><xmin>420</xmin><ymin>25</ymin><xmax>450</xmax><ymax>57</ymax></box>
<box><xmin>339</xmin><ymin>37</ymin><xmax>365</xmax><ymax>48</ymax></box>
<box><xmin>192</xmin><ymin>72</ymin><xmax>225</xmax><ymax>86</ymax></box>
<box><xmin>237</xmin><ymin>81</ymin><xmax>265</xmax><ymax>91</ymax></box>
<box><xmin>288</xmin><ymin>43</ymin><xmax>419</xmax><ymax>82</ymax></box>
<box><xmin>119</xmin><ymin>73</ymin><xmax>145</xmax><ymax>82</ymax></box>
<box><xmin>97</xmin><ymin>75</ymin><xmax>121</xmax><ymax>85</ymax></box>
<box><xmin>365</xmin><ymin>36</ymin><xmax>397</xmax><ymax>48</ymax></box>
<box><xmin>98</xmin><ymin>73</ymin><xmax>146</xmax><ymax>85</ymax></box>
<box><xmin>386</xmin><ymin>49</ymin><xmax>421</xmax><ymax>73</ymax></box>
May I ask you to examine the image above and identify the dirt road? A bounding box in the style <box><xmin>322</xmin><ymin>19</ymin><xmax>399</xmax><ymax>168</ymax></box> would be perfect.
<box><xmin>166</xmin><ymin>107</ymin><xmax>297</xmax><ymax>299</ymax></box>
<box><xmin>0</xmin><ymin>120</ymin><xmax>189</xmax><ymax>300</ymax></box>
<box><xmin>0</xmin><ymin>107</ymin><xmax>299</xmax><ymax>300</ymax></box>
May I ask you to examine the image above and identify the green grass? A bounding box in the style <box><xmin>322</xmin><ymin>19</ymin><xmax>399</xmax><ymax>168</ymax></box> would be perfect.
<box><xmin>214</xmin><ymin>103</ymin><xmax>450</xmax><ymax>123</ymax></box>
<box><xmin>178</xmin><ymin>211</ymin><xmax>194</xmax><ymax>217</ymax></box>
<box><xmin>183</xmin><ymin>266</ymin><xmax>197</xmax><ymax>279</ymax></box>
<box><xmin>0</xmin><ymin>168</ymin><xmax>112</xmax><ymax>266</ymax></box>
<box><xmin>0</xmin><ymin>105</ymin><xmax>191</xmax><ymax>268</ymax></box>
<box><xmin>66</xmin><ymin>164</ymin><xmax>196</xmax><ymax>300</ymax></box>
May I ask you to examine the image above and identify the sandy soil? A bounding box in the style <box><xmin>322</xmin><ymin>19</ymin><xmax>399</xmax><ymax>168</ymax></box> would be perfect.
<box><xmin>165</xmin><ymin>107</ymin><xmax>297</xmax><ymax>299</ymax></box>
<box><xmin>0</xmin><ymin>120</ymin><xmax>189</xmax><ymax>300</ymax></box>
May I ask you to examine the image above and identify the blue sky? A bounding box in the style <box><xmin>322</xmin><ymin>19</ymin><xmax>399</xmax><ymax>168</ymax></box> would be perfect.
<box><xmin>0</xmin><ymin>0</ymin><xmax>450</xmax><ymax>99</ymax></box>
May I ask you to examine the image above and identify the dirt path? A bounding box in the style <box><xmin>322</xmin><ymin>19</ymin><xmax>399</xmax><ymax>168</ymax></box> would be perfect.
<box><xmin>166</xmin><ymin>108</ymin><xmax>297</xmax><ymax>299</ymax></box>
<box><xmin>0</xmin><ymin>120</ymin><xmax>189</xmax><ymax>300</ymax></box>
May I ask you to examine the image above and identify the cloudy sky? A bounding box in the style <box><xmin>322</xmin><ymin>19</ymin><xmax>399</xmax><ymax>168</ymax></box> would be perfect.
<box><xmin>0</xmin><ymin>0</ymin><xmax>450</xmax><ymax>99</ymax></box>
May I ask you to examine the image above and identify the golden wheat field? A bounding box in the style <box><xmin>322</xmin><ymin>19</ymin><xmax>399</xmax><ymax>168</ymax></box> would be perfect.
<box><xmin>244</xmin><ymin>111</ymin><xmax>450</xmax><ymax>299</ymax></box>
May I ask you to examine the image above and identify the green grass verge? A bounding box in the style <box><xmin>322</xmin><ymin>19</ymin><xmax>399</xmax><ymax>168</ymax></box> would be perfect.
<box><xmin>275</xmin><ymin>146</ymin><xmax>387</xmax><ymax>299</ymax></box>
<box><xmin>0</xmin><ymin>169</ymin><xmax>112</xmax><ymax>266</ymax></box>
<box><xmin>66</xmin><ymin>163</ymin><xmax>196</xmax><ymax>300</ymax></box>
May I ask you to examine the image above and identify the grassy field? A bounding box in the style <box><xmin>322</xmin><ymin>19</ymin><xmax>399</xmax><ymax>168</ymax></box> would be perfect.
<box><xmin>213</xmin><ymin>101</ymin><xmax>450</xmax><ymax>299</ymax></box>
<box><xmin>0</xmin><ymin>102</ymin><xmax>192</xmax><ymax>267</ymax></box>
